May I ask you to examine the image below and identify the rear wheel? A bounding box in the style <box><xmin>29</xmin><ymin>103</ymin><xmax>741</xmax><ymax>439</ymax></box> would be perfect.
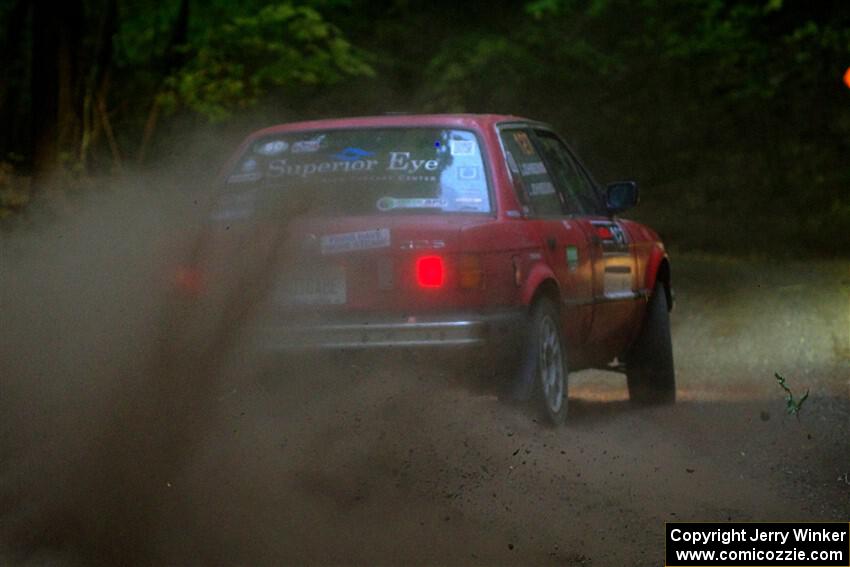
<box><xmin>626</xmin><ymin>282</ymin><xmax>675</xmax><ymax>405</ymax></box>
<box><xmin>530</xmin><ymin>298</ymin><xmax>569</xmax><ymax>425</ymax></box>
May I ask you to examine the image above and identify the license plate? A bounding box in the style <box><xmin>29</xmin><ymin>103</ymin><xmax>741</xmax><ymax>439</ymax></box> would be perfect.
<box><xmin>278</xmin><ymin>265</ymin><xmax>346</xmax><ymax>305</ymax></box>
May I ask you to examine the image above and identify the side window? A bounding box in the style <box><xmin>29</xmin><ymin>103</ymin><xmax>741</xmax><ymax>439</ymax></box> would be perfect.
<box><xmin>499</xmin><ymin>128</ymin><xmax>563</xmax><ymax>217</ymax></box>
<box><xmin>571</xmin><ymin>159</ymin><xmax>605</xmax><ymax>214</ymax></box>
<box><xmin>532</xmin><ymin>130</ymin><xmax>586</xmax><ymax>215</ymax></box>
<box><xmin>533</xmin><ymin>130</ymin><xmax>604</xmax><ymax>215</ymax></box>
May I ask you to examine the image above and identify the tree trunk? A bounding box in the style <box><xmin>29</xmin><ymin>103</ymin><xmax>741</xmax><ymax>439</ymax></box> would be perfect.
<box><xmin>97</xmin><ymin>85</ymin><xmax>122</xmax><ymax>172</ymax></box>
<box><xmin>0</xmin><ymin>0</ymin><xmax>30</xmax><ymax>162</ymax></box>
<box><xmin>137</xmin><ymin>98</ymin><xmax>160</xmax><ymax>166</ymax></box>
<box><xmin>30</xmin><ymin>0</ymin><xmax>61</xmax><ymax>185</ymax></box>
<box><xmin>137</xmin><ymin>0</ymin><xmax>190</xmax><ymax>165</ymax></box>
<box><xmin>30</xmin><ymin>0</ymin><xmax>82</xmax><ymax>188</ymax></box>
<box><xmin>80</xmin><ymin>0</ymin><xmax>118</xmax><ymax>171</ymax></box>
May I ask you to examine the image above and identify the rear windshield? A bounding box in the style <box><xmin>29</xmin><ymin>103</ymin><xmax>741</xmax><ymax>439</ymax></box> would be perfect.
<box><xmin>224</xmin><ymin>128</ymin><xmax>491</xmax><ymax>214</ymax></box>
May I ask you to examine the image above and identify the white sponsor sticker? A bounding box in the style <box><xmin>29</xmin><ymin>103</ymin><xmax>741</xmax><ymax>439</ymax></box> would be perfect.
<box><xmin>227</xmin><ymin>172</ymin><xmax>262</xmax><ymax>184</ymax></box>
<box><xmin>291</xmin><ymin>139</ymin><xmax>322</xmax><ymax>153</ymax></box>
<box><xmin>320</xmin><ymin>228</ymin><xmax>391</xmax><ymax>255</ymax></box>
<box><xmin>529</xmin><ymin>181</ymin><xmax>555</xmax><ymax>195</ymax></box>
<box><xmin>376</xmin><ymin>197</ymin><xmax>446</xmax><ymax>211</ymax></box>
<box><xmin>256</xmin><ymin>140</ymin><xmax>288</xmax><ymax>156</ymax></box>
<box><xmin>450</xmin><ymin>140</ymin><xmax>475</xmax><ymax>156</ymax></box>
<box><xmin>603</xmin><ymin>271</ymin><xmax>632</xmax><ymax>298</ymax></box>
<box><xmin>520</xmin><ymin>161</ymin><xmax>546</xmax><ymax>176</ymax></box>
<box><xmin>241</xmin><ymin>158</ymin><xmax>258</xmax><ymax>172</ymax></box>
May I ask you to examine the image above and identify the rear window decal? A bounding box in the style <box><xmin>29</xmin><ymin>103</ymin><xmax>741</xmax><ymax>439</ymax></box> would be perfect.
<box><xmin>320</xmin><ymin>228</ymin><xmax>391</xmax><ymax>255</ymax></box>
<box><xmin>267</xmin><ymin>158</ymin><xmax>380</xmax><ymax>178</ymax></box>
<box><xmin>387</xmin><ymin>152</ymin><xmax>439</xmax><ymax>173</ymax></box>
<box><xmin>332</xmin><ymin>147</ymin><xmax>375</xmax><ymax>161</ymax></box>
<box><xmin>227</xmin><ymin>172</ymin><xmax>262</xmax><ymax>184</ymax></box>
<box><xmin>376</xmin><ymin>197</ymin><xmax>447</xmax><ymax>211</ymax></box>
<box><xmin>291</xmin><ymin>138</ymin><xmax>323</xmax><ymax>153</ymax></box>
<box><xmin>255</xmin><ymin>140</ymin><xmax>288</xmax><ymax>156</ymax></box>
<box><xmin>225</xmin><ymin>128</ymin><xmax>491</xmax><ymax>214</ymax></box>
<box><xmin>450</xmin><ymin>140</ymin><xmax>475</xmax><ymax>156</ymax></box>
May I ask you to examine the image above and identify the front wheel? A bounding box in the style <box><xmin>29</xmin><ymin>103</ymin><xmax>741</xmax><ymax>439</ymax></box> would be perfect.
<box><xmin>530</xmin><ymin>298</ymin><xmax>569</xmax><ymax>425</ymax></box>
<box><xmin>626</xmin><ymin>282</ymin><xmax>676</xmax><ymax>405</ymax></box>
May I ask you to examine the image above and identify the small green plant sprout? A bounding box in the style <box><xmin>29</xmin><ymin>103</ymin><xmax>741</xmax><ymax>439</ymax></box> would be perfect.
<box><xmin>774</xmin><ymin>372</ymin><xmax>810</xmax><ymax>419</ymax></box>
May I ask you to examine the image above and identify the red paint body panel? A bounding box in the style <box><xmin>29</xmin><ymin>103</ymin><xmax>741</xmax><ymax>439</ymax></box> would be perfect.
<box><xmin>205</xmin><ymin>114</ymin><xmax>670</xmax><ymax>365</ymax></box>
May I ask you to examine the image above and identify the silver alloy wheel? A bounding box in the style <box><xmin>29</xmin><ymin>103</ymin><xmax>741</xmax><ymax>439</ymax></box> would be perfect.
<box><xmin>538</xmin><ymin>314</ymin><xmax>564</xmax><ymax>413</ymax></box>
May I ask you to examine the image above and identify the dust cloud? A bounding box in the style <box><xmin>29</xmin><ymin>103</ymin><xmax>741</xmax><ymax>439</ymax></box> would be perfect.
<box><xmin>1</xmin><ymin>174</ymin><xmax>849</xmax><ymax>566</ymax></box>
<box><xmin>0</xmin><ymin>182</ymin><xmax>205</xmax><ymax>563</ymax></box>
<box><xmin>0</xmin><ymin>176</ymin><xmax>290</xmax><ymax>565</ymax></box>
<box><xmin>0</xmin><ymin>174</ymin><xmax>499</xmax><ymax>565</ymax></box>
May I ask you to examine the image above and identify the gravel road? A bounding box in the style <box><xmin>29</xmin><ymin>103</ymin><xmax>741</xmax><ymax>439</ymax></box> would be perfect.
<box><xmin>2</xmin><ymin>195</ymin><xmax>848</xmax><ymax>565</ymax></box>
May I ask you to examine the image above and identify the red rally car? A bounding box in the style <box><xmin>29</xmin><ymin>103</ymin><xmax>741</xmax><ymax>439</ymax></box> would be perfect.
<box><xmin>199</xmin><ymin>114</ymin><xmax>674</xmax><ymax>425</ymax></box>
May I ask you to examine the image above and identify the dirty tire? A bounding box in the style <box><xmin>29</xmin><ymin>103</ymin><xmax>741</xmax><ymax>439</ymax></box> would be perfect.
<box><xmin>627</xmin><ymin>282</ymin><xmax>675</xmax><ymax>405</ymax></box>
<box><xmin>530</xmin><ymin>298</ymin><xmax>569</xmax><ymax>425</ymax></box>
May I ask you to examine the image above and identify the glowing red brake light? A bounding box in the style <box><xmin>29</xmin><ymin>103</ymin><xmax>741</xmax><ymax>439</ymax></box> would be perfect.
<box><xmin>416</xmin><ymin>255</ymin><xmax>444</xmax><ymax>287</ymax></box>
<box><xmin>174</xmin><ymin>266</ymin><xmax>205</xmax><ymax>295</ymax></box>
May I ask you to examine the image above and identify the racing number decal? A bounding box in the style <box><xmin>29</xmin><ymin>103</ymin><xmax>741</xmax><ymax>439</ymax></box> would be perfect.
<box><xmin>512</xmin><ymin>132</ymin><xmax>535</xmax><ymax>156</ymax></box>
<box><xmin>591</xmin><ymin>220</ymin><xmax>629</xmax><ymax>253</ymax></box>
<box><xmin>608</xmin><ymin>223</ymin><xmax>627</xmax><ymax>249</ymax></box>
<box><xmin>591</xmin><ymin>221</ymin><xmax>634</xmax><ymax>299</ymax></box>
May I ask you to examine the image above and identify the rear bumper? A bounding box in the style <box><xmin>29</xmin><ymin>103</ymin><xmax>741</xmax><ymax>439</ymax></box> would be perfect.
<box><xmin>258</xmin><ymin>308</ymin><xmax>526</xmax><ymax>350</ymax></box>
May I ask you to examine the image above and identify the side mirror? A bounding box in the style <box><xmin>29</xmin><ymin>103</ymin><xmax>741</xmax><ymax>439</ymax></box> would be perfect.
<box><xmin>606</xmin><ymin>181</ymin><xmax>639</xmax><ymax>214</ymax></box>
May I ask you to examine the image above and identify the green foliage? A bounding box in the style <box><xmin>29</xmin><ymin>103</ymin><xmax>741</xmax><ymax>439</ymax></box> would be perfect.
<box><xmin>113</xmin><ymin>1</ymin><xmax>178</xmax><ymax>67</ymax></box>
<box><xmin>774</xmin><ymin>372</ymin><xmax>810</xmax><ymax>418</ymax></box>
<box><xmin>423</xmin><ymin>35</ymin><xmax>535</xmax><ymax>112</ymax></box>
<box><xmin>3</xmin><ymin>0</ymin><xmax>850</xmax><ymax>256</ymax></box>
<box><xmin>653</xmin><ymin>1</ymin><xmax>849</xmax><ymax>103</ymax></box>
<box><xmin>120</xmin><ymin>2</ymin><xmax>373</xmax><ymax>122</ymax></box>
<box><xmin>414</xmin><ymin>0</ymin><xmax>850</xmax><ymax>255</ymax></box>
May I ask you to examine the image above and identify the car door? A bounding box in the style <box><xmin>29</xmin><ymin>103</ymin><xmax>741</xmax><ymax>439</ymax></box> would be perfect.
<box><xmin>497</xmin><ymin>125</ymin><xmax>594</xmax><ymax>348</ymax></box>
<box><xmin>531</xmin><ymin>129</ymin><xmax>640</xmax><ymax>357</ymax></box>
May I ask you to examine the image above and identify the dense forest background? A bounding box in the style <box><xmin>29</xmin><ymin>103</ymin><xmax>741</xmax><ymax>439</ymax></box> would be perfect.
<box><xmin>1</xmin><ymin>0</ymin><xmax>848</xmax><ymax>255</ymax></box>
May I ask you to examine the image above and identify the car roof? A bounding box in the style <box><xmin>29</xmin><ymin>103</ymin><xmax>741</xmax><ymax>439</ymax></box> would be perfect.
<box><xmin>249</xmin><ymin>113</ymin><xmax>536</xmax><ymax>138</ymax></box>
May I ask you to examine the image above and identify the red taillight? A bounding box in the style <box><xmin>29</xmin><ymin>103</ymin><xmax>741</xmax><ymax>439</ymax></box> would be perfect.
<box><xmin>174</xmin><ymin>266</ymin><xmax>205</xmax><ymax>295</ymax></box>
<box><xmin>416</xmin><ymin>255</ymin><xmax>444</xmax><ymax>287</ymax></box>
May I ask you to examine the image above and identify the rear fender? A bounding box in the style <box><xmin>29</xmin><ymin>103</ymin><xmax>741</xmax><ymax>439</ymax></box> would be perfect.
<box><xmin>644</xmin><ymin>246</ymin><xmax>672</xmax><ymax>310</ymax></box>
<box><xmin>509</xmin><ymin>263</ymin><xmax>560</xmax><ymax>402</ymax></box>
<box><xmin>520</xmin><ymin>262</ymin><xmax>560</xmax><ymax>308</ymax></box>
